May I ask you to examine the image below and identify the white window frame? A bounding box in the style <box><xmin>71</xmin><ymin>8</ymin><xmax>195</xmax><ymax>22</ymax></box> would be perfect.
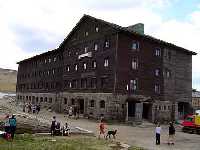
<box><xmin>93</xmin><ymin>61</ymin><xmax>96</xmax><ymax>68</ymax></box>
<box><xmin>75</xmin><ymin>64</ymin><xmax>78</xmax><ymax>71</ymax></box>
<box><xmin>85</xmin><ymin>31</ymin><xmax>88</xmax><ymax>36</ymax></box>
<box><xmin>95</xmin><ymin>27</ymin><xmax>99</xmax><ymax>32</ymax></box>
<box><xmin>155</xmin><ymin>48</ymin><xmax>161</xmax><ymax>57</ymax></box>
<box><xmin>132</xmin><ymin>58</ymin><xmax>138</xmax><ymax>70</ymax></box>
<box><xmin>105</xmin><ymin>41</ymin><xmax>109</xmax><ymax>48</ymax></box>
<box><xmin>131</xmin><ymin>41</ymin><xmax>139</xmax><ymax>50</ymax></box>
<box><xmin>104</xmin><ymin>58</ymin><xmax>109</xmax><ymax>67</ymax></box>
<box><xmin>67</xmin><ymin>66</ymin><xmax>70</xmax><ymax>72</ymax></box>
<box><xmin>83</xmin><ymin>63</ymin><xmax>87</xmax><ymax>70</ymax></box>
<box><xmin>94</xmin><ymin>44</ymin><xmax>98</xmax><ymax>51</ymax></box>
<box><xmin>155</xmin><ymin>84</ymin><xmax>160</xmax><ymax>94</ymax></box>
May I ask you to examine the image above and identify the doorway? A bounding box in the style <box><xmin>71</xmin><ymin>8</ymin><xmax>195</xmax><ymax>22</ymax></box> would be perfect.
<box><xmin>78</xmin><ymin>99</ymin><xmax>84</xmax><ymax>114</ymax></box>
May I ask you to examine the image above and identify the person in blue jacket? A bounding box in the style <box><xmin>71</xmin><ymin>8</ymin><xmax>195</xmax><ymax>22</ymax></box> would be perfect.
<box><xmin>9</xmin><ymin>114</ymin><xmax>16</xmax><ymax>139</ymax></box>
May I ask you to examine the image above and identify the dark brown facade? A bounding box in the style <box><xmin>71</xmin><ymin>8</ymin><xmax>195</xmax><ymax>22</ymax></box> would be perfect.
<box><xmin>16</xmin><ymin>15</ymin><xmax>196</xmax><ymax>122</ymax></box>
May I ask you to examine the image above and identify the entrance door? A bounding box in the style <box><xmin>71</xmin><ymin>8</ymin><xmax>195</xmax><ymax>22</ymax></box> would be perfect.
<box><xmin>142</xmin><ymin>103</ymin><xmax>151</xmax><ymax>120</ymax></box>
<box><xmin>78</xmin><ymin>99</ymin><xmax>84</xmax><ymax>114</ymax></box>
<box><xmin>128</xmin><ymin>102</ymin><xmax>135</xmax><ymax>117</ymax></box>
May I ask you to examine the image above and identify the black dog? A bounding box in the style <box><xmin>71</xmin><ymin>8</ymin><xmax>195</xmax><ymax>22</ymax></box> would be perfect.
<box><xmin>106</xmin><ymin>130</ymin><xmax>117</xmax><ymax>139</ymax></box>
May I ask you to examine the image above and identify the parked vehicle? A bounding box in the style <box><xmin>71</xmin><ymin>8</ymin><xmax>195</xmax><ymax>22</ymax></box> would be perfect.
<box><xmin>181</xmin><ymin>114</ymin><xmax>200</xmax><ymax>134</ymax></box>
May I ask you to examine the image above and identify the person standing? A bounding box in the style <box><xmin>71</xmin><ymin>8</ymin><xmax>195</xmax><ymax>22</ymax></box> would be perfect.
<box><xmin>9</xmin><ymin>114</ymin><xmax>16</xmax><ymax>139</ymax></box>
<box><xmin>155</xmin><ymin>123</ymin><xmax>161</xmax><ymax>145</ymax></box>
<box><xmin>98</xmin><ymin>119</ymin><xmax>106</xmax><ymax>139</ymax></box>
<box><xmin>168</xmin><ymin>122</ymin><xmax>175</xmax><ymax>145</ymax></box>
<box><xmin>50</xmin><ymin>116</ymin><xmax>56</xmax><ymax>136</ymax></box>
<box><xmin>4</xmin><ymin>115</ymin><xmax>10</xmax><ymax>133</ymax></box>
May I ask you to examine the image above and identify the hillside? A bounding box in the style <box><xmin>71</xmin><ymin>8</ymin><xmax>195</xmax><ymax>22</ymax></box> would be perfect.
<box><xmin>0</xmin><ymin>68</ymin><xmax>17</xmax><ymax>92</ymax></box>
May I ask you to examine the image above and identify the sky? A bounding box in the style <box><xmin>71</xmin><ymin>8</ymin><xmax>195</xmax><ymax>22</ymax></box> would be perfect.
<box><xmin>0</xmin><ymin>0</ymin><xmax>199</xmax><ymax>90</ymax></box>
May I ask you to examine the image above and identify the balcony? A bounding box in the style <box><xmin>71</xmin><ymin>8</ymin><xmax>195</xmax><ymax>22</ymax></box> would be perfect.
<box><xmin>78</xmin><ymin>52</ymin><xmax>92</xmax><ymax>59</ymax></box>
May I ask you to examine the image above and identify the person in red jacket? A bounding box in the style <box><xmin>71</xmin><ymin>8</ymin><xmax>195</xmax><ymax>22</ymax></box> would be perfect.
<box><xmin>98</xmin><ymin>119</ymin><xmax>106</xmax><ymax>139</ymax></box>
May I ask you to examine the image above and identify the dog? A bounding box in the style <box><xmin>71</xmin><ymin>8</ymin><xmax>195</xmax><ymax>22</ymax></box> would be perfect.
<box><xmin>106</xmin><ymin>130</ymin><xmax>117</xmax><ymax>139</ymax></box>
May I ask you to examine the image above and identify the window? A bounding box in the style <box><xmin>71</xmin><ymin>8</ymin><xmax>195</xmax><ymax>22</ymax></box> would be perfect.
<box><xmin>101</xmin><ymin>77</ymin><xmax>108</xmax><ymax>88</ymax></box>
<box><xmin>85</xmin><ymin>31</ymin><xmax>88</xmax><ymax>36</ymax></box>
<box><xmin>72</xmin><ymin>80</ymin><xmax>78</xmax><ymax>88</ymax></box>
<box><xmin>45</xmin><ymin>59</ymin><xmax>47</xmax><ymax>64</ymax></box>
<box><xmin>90</xmin><ymin>100</ymin><xmax>95</xmax><ymax>107</ymax></box>
<box><xmin>100</xmin><ymin>100</ymin><xmax>105</xmax><ymax>108</ymax></box>
<box><xmin>104</xmin><ymin>58</ymin><xmax>109</xmax><ymax>67</ymax></box>
<box><xmin>92</xmin><ymin>61</ymin><xmax>96</xmax><ymax>69</ymax></box>
<box><xmin>83</xmin><ymin>63</ymin><xmax>87</xmax><ymax>70</ymax></box>
<box><xmin>94</xmin><ymin>43</ymin><xmax>98</xmax><ymax>51</ymax></box>
<box><xmin>49</xmin><ymin>58</ymin><xmax>51</xmax><ymax>63</ymax></box>
<box><xmin>95</xmin><ymin>27</ymin><xmax>99</xmax><ymax>32</ymax></box>
<box><xmin>155</xmin><ymin>69</ymin><xmax>160</xmax><ymax>76</ymax></box>
<box><xmin>71</xmin><ymin>99</ymin><xmax>75</xmax><ymax>105</ymax></box>
<box><xmin>75</xmin><ymin>64</ymin><xmax>78</xmax><ymax>71</ymax></box>
<box><xmin>84</xmin><ymin>47</ymin><xmax>88</xmax><ymax>53</ymax></box>
<box><xmin>132</xmin><ymin>58</ymin><xmax>138</xmax><ymax>70</ymax></box>
<box><xmin>91</xmin><ymin>78</ymin><xmax>97</xmax><ymax>88</ymax></box>
<box><xmin>155</xmin><ymin>48</ymin><xmax>161</xmax><ymax>57</ymax></box>
<box><xmin>44</xmin><ymin>97</ymin><xmax>48</xmax><ymax>102</ymax></box>
<box><xmin>40</xmin><ymin>97</ymin><xmax>43</xmax><ymax>102</ymax></box>
<box><xmin>69</xmin><ymin>82</ymin><xmax>72</xmax><ymax>88</ymax></box>
<box><xmin>81</xmin><ymin>79</ymin><xmax>87</xmax><ymax>88</ymax></box>
<box><xmin>166</xmin><ymin>70</ymin><xmax>171</xmax><ymax>78</ymax></box>
<box><xmin>105</xmin><ymin>40</ymin><xmax>109</xmax><ymax>48</ymax></box>
<box><xmin>52</xmin><ymin>69</ymin><xmax>55</xmax><ymax>75</ymax></box>
<box><xmin>64</xmin><ymin>98</ymin><xmax>67</xmax><ymax>104</ymax></box>
<box><xmin>54</xmin><ymin>57</ymin><xmax>57</xmax><ymax>62</ymax></box>
<box><xmin>67</xmin><ymin>66</ymin><xmax>70</xmax><ymax>72</ymax></box>
<box><xmin>131</xmin><ymin>41</ymin><xmax>139</xmax><ymax>50</ymax></box>
<box><xmin>49</xmin><ymin>98</ymin><xmax>52</xmax><ymax>103</ymax></box>
<box><xmin>68</xmin><ymin>51</ymin><xmax>71</xmax><ymax>56</ymax></box>
<box><xmin>155</xmin><ymin>84</ymin><xmax>160</xmax><ymax>94</ymax></box>
<box><xmin>130</xmin><ymin>79</ymin><xmax>137</xmax><ymax>91</ymax></box>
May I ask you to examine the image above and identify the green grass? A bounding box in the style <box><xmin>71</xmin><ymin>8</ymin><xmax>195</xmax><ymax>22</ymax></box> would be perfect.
<box><xmin>0</xmin><ymin>134</ymin><xmax>143</xmax><ymax>150</ymax></box>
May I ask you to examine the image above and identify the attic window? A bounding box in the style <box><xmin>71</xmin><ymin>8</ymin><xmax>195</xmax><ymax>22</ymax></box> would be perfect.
<box><xmin>131</xmin><ymin>41</ymin><xmax>139</xmax><ymax>50</ymax></box>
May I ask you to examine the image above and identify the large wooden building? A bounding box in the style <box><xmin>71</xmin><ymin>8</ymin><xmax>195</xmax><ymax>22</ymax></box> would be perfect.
<box><xmin>16</xmin><ymin>15</ymin><xmax>197</xmax><ymax>122</ymax></box>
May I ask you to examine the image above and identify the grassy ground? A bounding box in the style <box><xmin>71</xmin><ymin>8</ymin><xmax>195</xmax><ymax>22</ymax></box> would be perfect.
<box><xmin>0</xmin><ymin>134</ymin><xmax>144</xmax><ymax>150</ymax></box>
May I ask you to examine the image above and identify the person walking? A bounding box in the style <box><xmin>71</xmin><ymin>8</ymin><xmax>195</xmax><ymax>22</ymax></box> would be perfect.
<box><xmin>155</xmin><ymin>123</ymin><xmax>161</xmax><ymax>145</ymax></box>
<box><xmin>9</xmin><ymin>114</ymin><xmax>16</xmax><ymax>139</ymax></box>
<box><xmin>168</xmin><ymin>122</ymin><xmax>175</xmax><ymax>145</ymax></box>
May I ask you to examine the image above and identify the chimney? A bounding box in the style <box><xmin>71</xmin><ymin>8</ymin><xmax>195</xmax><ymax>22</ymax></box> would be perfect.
<box><xmin>126</xmin><ymin>23</ymin><xmax>144</xmax><ymax>35</ymax></box>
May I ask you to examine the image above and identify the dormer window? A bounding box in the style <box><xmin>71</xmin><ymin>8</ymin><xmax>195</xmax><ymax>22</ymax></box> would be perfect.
<box><xmin>95</xmin><ymin>27</ymin><xmax>99</xmax><ymax>32</ymax></box>
<box><xmin>131</xmin><ymin>41</ymin><xmax>139</xmax><ymax>50</ymax></box>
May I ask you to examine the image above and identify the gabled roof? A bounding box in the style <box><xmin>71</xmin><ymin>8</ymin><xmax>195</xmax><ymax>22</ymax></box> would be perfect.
<box><xmin>17</xmin><ymin>48</ymin><xmax>60</xmax><ymax>64</ymax></box>
<box><xmin>59</xmin><ymin>14</ymin><xmax>197</xmax><ymax>55</ymax></box>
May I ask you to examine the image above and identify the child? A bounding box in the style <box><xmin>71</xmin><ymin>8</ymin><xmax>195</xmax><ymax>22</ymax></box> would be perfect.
<box><xmin>155</xmin><ymin>123</ymin><xmax>161</xmax><ymax>145</ymax></box>
<box><xmin>62</xmin><ymin>123</ymin><xmax>70</xmax><ymax>136</ymax></box>
<box><xmin>98</xmin><ymin>119</ymin><xmax>106</xmax><ymax>139</ymax></box>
